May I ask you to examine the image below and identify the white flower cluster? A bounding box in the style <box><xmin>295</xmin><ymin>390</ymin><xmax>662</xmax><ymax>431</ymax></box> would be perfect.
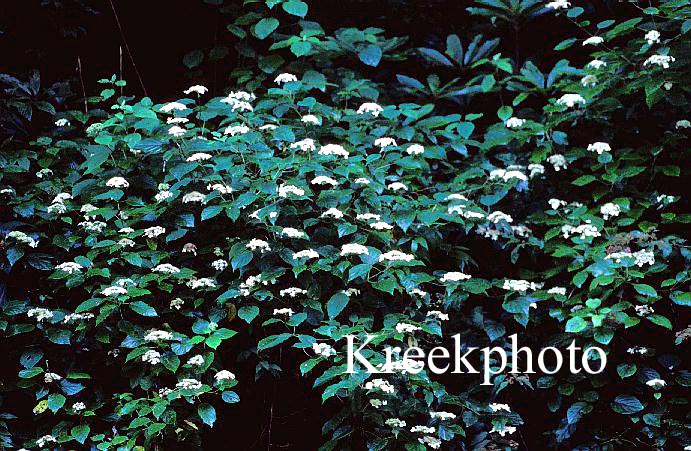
<box><xmin>72</xmin><ymin>402</ymin><xmax>86</xmax><ymax>413</ymax></box>
<box><xmin>48</xmin><ymin>192</ymin><xmax>71</xmax><ymax>214</ymax></box>
<box><xmin>278</xmin><ymin>183</ymin><xmax>305</xmax><ymax>198</ymax></box>
<box><xmin>293</xmin><ymin>249</ymin><xmax>320</xmax><ymax>260</ymax></box>
<box><xmin>370</xmin><ymin>399</ymin><xmax>387</xmax><ymax>408</ymax></box>
<box><xmin>645</xmin><ymin>30</ymin><xmax>660</xmax><ymax>45</ymax></box>
<box><xmin>556</xmin><ymin>93</ymin><xmax>586</xmax><ymax>108</ymax></box>
<box><xmin>101</xmin><ymin>286</ymin><xmax>127</xmax><ymax>297</ymax></box>
<box><xmin>418</xmin><ymin>436</ymin><xmax>442</xmax><ymax>449</ymax></box>
<box><xmin>430</xmin><ymin>411</ymin><xmax>456</xmax><ymax>420</ymax></box>
<box><xmin>36</xmin><ymin>435</ymin><xmax>57</xmax><ymax>448</ymax></box>
<box><xmin>646</xmin><ymin>378</ymin><xmax>666</xmax><ymax>388</ymax></box>
<box><xmin>561</xmin><ymin>221</ymin><xmax>601</xmax><ymax>239</ymax></box>
<box><xmin>489</xmin><ymin>168</ymin><xmax>528</xmax><ymax>183</ymax></box>
<box><xmin>587</xmin><ymin>142</ymin><xmax>611</xmax><ymax>155</ymax></box>
<box><xmin>406</xmin><ymin>144</ymin><xmax>424</xmax><ymax>155</ymax></box>
<box><xmin>273</xmin><ymin>308</ymin><xmax>294</xmax><ymax>317</ymax></box>
<box><xmin>274</xmin><ymin>73</ymin><xmax>297</xmax><ymax>84</ymax></box>
<box><xmin>503</xmin><ymin>279</ymin><xmax>543</xmax><ymax>293</ymax></box>
<box><xmin>106</xmin><ymin>176</ymin><xmax>129</xmax><ymax>188</ymax></box>
<box><xmin>7</xmin><ymin>231</ymin><xmax>38</xmax><ymax>248</ymax></box>
<box><xmin>605</xmin><ymin>249</ymin><xmax>655</xmax><ymax>267</ymax></box>
<box><xmin>63</xmin><ymin>312</ymin><xmax>94</xmax><ymax>323</ymax></box>
<box><xmin>635</xmin><ymin>305</ymin><xmax>654</xmax><ymax>316</ymax></box>
<box><xmin>587</xmin><ymin>59</ymin><xmax>607</xmax><ymax>70</ymax></box>
<box><xmin>239</xmin><ymin>274</ymin><xmax>272</xmax><ymax>296</ymax></box>
<box><xmin>152</xmin><ymin>263</ymin><xmax>180</xmax><ymax>274</ymax></box>
<box><xmin>600</xmin><ymin>202</ymin><xmax>621</xmax><ymax>220</ymax></box>
<box><xmin>357</xmin><ymin>102</ymin><xmax>383</xmax><ymax>117</ymax></box>
<box><xmin>365</xmin><ymin>378</ymin><xmax>395</xmax><ymax>394</ymax></box>
<box><xmin>187</xmin><ymin>354</ymin><xmax>205</xmax><ymax>366</ymax></box>
<box><xmin>546</xmin><ymin>0</ymin><xmax>570</xmax><ymax>9</ymax></box>
<box><xmin>490</xmin><ymin>425</ymin><xmax>517</xmax><ymax>436</ymax></box>
<box><xmin>290</xmin><ymin>138</ymin><xmax>316</xmax><ymax>152</ymax></box>
<box><xmin>144</xmin><ymin>329</ymin><xmax>174</xmax><ymax>341</ymax></box>
<box><xmin>379</xmin><ymin>250</ymin><xmax>415</xmax><ymax>263</ymax></box>
<box><xmin>426</xmin><ymin>310</ymin><xmax>449</xmax><ymax>321</ymax></box>
<box><xmin>311</xmin><ymin>175</ymin><xmax>339</xmax><ymax>186</ymax></box>
<box><xmin>374</xmin><ymin>137</ymin><xmax>397</xmax><ymax>148</ymax></box>
<box><xmin>489</xmin><ymin>403</ymin><xmax>511</xmax><ymax>412</ymax></box>
<box><xmin>176</xmin><ymin>378</ymin><xmax>202</xmax><ymax>390</ymax></box>
<box><xmin>55</xmin><ymin>262</ymin><xmax>84</xmax><ymax>274</ymax></box>
<box><xmin>144</xmin><ymin>226</ymin><xmax>166</xmax><ymax>238</ymax></box>
<box><xmin>505</xmin><ymin>117</ymin><xmax>526</xmax><ymax>128</ymax></box>
<box><xmin>247</xmin><ymin>238</ymin><xmax>271</xmax><ymax>253</ymax></box>
<box><xmin>187</xmin><ymin>152</ymin><xmax>212</xmax><ymax>162</ymax></box>
<box><xmin>312</xmin><ymin>342</ymin><xmax>336</xmax><ymax>357</ymax></box>
<box><xmin>440</xmin><ymin>272</ymin><xmax>471</xmax><ymax>283</ymax></box>
<box><xmin>583</xmin><ymin>36</ymin><xmax>604</xmax><ymax>46</ymax></box>
<box><xmin>341</xmin><ymin>243</ymin><xmax>369</xmax><ymax>256</ymax></box>
<box><xmin>220</xmin><ymin>91</ymin><xmax>254</xmax><ymax>112</ymax></box>
<box><xmin>142</xmin><ymin>350</ymin><xmax>161</xmax><ymax>365</ymax></box>
<box><xmin>215</xmin><ymin>370</ymin><xmax>236</xmax><ymax>382</ymax></box>
<box><xmin>395</xmin><ymin>322</ymin><xmax>421</xmax><ymax>334</ymax></box>
<box><xmin>182</xmin><ymin>191</ymin><xmax>205</xmax><ymax>203</ymax></box>
<box><xmin>318</xmin><ymin>143</ymin><xmax>349</xmax><ymax>159</ymax></box>
<box><xmin>223</xmin><ymin>124</ymin><xmax>250</xmax><ymax>136</ymax></box>
<box><xmin>280</xmin><ymin>287</ymin><xmax>307</xmax><ymax>297</ymax></box>
<box><xmin>547</xmin><ymin>154</ymin><xmax>568</xmax><ymax>171</ymax></box>
<box><xmin>44</xmin><ymin>372</ymin><xmax>62</xmax><ymax>383</ymax></box>
<box><xmin>487</xmin><ymin>211</ymin><xmax>513</xmax><ymax>224</ymax></box>
<box><xmin>643</xmin><ymin>54</ymin><xmax>675</xmax><ymax>69</ymax></box>
<box><xmin>187</xmin><ymin>278</ymin><xmax>216</xmax><ymax>289</ymax></box>
<box><xmin>385</xmin><ymin>418</ymin><xmax>406</xmax><ymax>428</ymax></box>
<box><xmin>27</xmin><ymin>308</ymin><xmax>53</xmax><ymax>322</ymax></box>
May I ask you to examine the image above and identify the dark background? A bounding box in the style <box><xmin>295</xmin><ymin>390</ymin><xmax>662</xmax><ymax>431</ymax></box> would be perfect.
<box><xmin>1</xmin><ymin>1</ymin><xmax>672</xmax><ymax>450</ymax></box>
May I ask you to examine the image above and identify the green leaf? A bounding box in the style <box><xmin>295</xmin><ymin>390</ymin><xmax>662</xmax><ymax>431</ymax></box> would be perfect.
<box><xmin>201</xmin><ymin>205</ymin><xmax>223</xmax><ymax>221</ymax></box>
<box><xmin>481</xmin><ymin>74</ymin><xmax>495</xmax><ymax>92</ymax></box>
<box><xmin>257</xmin><ymin>333</ymin><xmax>292</xmax><ymax>351</ymax></box>
<box><xmin>237</xmin><ymin>305</ymin><xmax>260</xmax><ymax>324</ymax></box>
<box><xmin>282</xmin><ymin>0</ymin><xmax>308</xmax><ymax>17</ymax></box>
<box><xmin>71</xmin><ymin>424</ymin><xmax>90</xmax><ymax>444</ymax></box>
<box><xmin>47</xmin><ymin>393</ymin><xmax>66</xmax><ymax>413</ymax></box>
<box><xmin>183</xmin><ymin>50</ymin><xmax>204</xmax><ymax>69</ymax></box>
<box><xmin>633</xmin><ymin>284</ymin><xmax>657</xmax><ymax>297</ymax></box>
<box><xmin>554</xmin><ymin>38</ymin><xmax>577</xmax><ymax>50</ymax></box>
<box><xmin>18</xmin><ymin>367</ymin><xmax>43</xmax><ymax>378</ymax></box>
<box><xmin>617</xmin><ymin>363</ymin><xmax>637</xmax><ymax>379</ymax></box>
<box><xmin>648</xmin><ymin>314</ymin><xmax>672</xmax><ymax>330</ymax></box>
<box><xmin>254</xmin><ymin>18</ymin><xmax>279</xmax><ymax>39</ymax></box>
<box><xmin>565</xmin><ymin>317</ymin><xmax>587</xmax><ymax>333</ymax></box>
<box><xmin>671</xmin><ymin>292</ymin><xmax>690</xmax><ymax>306</ymax></box>
<box><xmin>358</xmin><ymin>45</ymin><xmax>382</xmax><ymax>67</ymax></box>
<box><xmin>222</xmin><ymin>391</ymin><xmax>240</xmax><ymax>403</ymax></box>
<box><xmin>129</xmin><ymin>301</ymin><xmax>157</xmax><ymax>317</ymax></box>
<box><xmin>497</xmin><ymin>106</ymin><xmax>512</xmax><ymax>121</ymax></box>
<box><xmin>198</xmin><ymin>403</ymin><xmax>216</xmax><ymax>427</ymax></box>
<box><xmin>611</xmin><ymin>395</ymin><xmax>644</xmax><ymax>414</ymax></box>
<box><xmin>572</xmin><ymin>175</ymin><xmax>596</xmax><ymax>186</ymax></box>
<box><xmin>290</xmin><ymin>41</ymin><xmax>312</xmax><ymax>57</ymax></box>
<box><xmin>326</xmin><ymin>292</ymin><xmax>349</xmax><ymax>319</ymax></box>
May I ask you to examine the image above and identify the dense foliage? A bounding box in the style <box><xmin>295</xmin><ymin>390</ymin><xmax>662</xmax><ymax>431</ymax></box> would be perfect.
<box><xmin>1</xmin><ymin>0</ymin><xmax>690</xmax><ymax>450</ymax></box>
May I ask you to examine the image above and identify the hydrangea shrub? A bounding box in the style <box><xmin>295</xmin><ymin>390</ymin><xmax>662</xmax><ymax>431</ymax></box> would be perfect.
<box><xmin>0</xmin><ymin>1</ymin><xmax>689</xmax><ymax>450</ymax></box>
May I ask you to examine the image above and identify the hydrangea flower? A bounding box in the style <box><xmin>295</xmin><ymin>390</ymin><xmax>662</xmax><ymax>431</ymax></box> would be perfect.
<box><xmin>274</xmin><ymin>73</ymin><xmax>297</xmax><ymax>84</ymax></box>
<box><xmin>184</xmin><ymin>85</ymin><xmax>208</xmax><ymax>95</ymax></box>
<box><xmin>583</xmin><ymin>36</ymin><xmax>604</xmax><ymax>46</ymax></box>
<box><xmin>556</xmin><ymin>93</ymin><xmax>586</xmax><ymax>108</ymax></box>
<box><xmin>357</xmin><ymin>102</ymin><xmax>384</xmax><ymax>117</ymax></box>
